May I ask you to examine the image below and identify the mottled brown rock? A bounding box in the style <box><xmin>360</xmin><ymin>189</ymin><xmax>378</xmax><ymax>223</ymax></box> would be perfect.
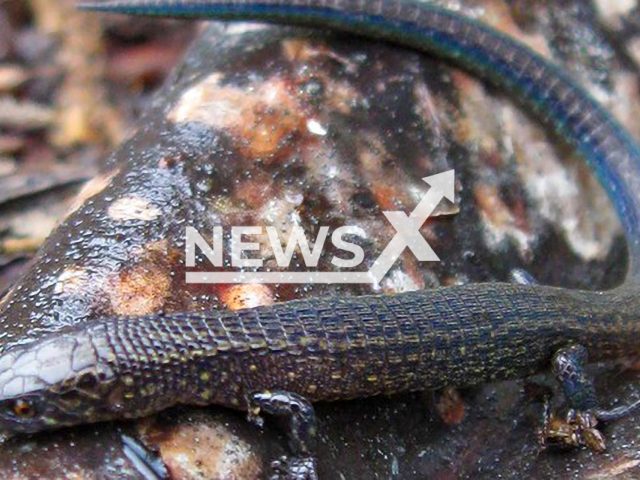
<box><xmin>0</xmin><ymin>0</ymin><xmax>638</xmax><ymax>478</ymax></box>
<box><xmin>139</xmin><ymin>411</ymin><xmax>266</xmax><ymax>480</ymax></box>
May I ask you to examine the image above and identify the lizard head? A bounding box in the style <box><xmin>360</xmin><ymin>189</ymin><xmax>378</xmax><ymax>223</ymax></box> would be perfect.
<box><xmin>0</xmin><ymin>330</ymin><xmax>121</xmax><ymax>437</ymax></box>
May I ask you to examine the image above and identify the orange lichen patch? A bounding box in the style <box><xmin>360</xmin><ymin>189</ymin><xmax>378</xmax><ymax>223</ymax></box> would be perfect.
<box><xmin>357</xmin><ymin>135</ymin><xmax>389</xmax><ymax>171</ymax></box>
<box><xmin>357</xmin><ymin>135</ymin><xmax>412</xmax><ymax>211</ymax></box>
<box><xmin>54</xmin><ymin>267</ymin><xmax>89</xmax><ymax>294</ymax></box>
<box><xmin>153</xmin><ymin>420</ymin><xmax>262</xmax><ymax>480</ymax></box>
<box><xmin>282</xmin><ymin>39</ymin><xmax>363</xmax><ymax>115</ymax></box>
<box><xmin>65</xmin><ymin>169</ymin><xmax>119</xmax><ymax>219</ymax></box>
<box><xmin>158</xmin><ymin>156</ymin><xmax>179</xmax><ymax>169</ymax></box>
<box><xmin>474</xmin><ymin>182</ymin><xmax>534</xmax><ymax>256</ymax></box>
<box><xmin>324</xmin><ymin>79</ymin><xmax>363</xmax><ymax>115</ymax></box>
<box><xmin>282</xmin><ymin>39</ymin><xmax>360</xmax><ymax>78</ymax></box>
<box><xmin>108</xmin><ymin>241</ymin><xmax>175</xmax><ymax>316</ymax></box>
<box><xmin>452</xmin><ymin>70</ymin><xmax>501</xmax><ymax>154</ymax></box>
<box><xmin>244</xmin><ymin>101</ymin><xmax>301</xmax><ymax>160</ymax></box>
<box><xmin>168</xmin><ymin>73</ymin><xmax>304</xmax><ymax>160</ymax></box>
<box><xmin>221</xmin><ymin>284</ymin><xmax>275</xmax><ymax>311</ymax></box>
<box><xmin>108</xmin><ymin>196</ymin><xmax>161</xmax><ymax>222</ymax></box>
<box><xmin>282</xmin><ymin>38</ymin><xmax>359</xmax><ymax>74</ymax></box>
<box><xmin>481</xmin><ymin>2</ymin><xmax>551</xmax><ymax>58</ymax></box>
<box><xmin>235</xmin><ymin>171</ymin><xmax>276</xmax><ymax>209</ymax></box>
<box><xmin>370</xmin><ymin>183</ymin><xmax>400</xmax><ymax>212</ymax></box>
<box><xmin>281</xmin><ymin>38</ymin><xmax>323</xmax><ymax>64</ymax></box>
<box><xmin>109</xmin><ymin>263</ymin><xmax>171</xmax><ymax>316</ymax></box>
<box><xmin>474</xmin><ymin>184</ymin><xmax>515</xmax><ymax>230</ymax></box>
<box><xmin>435</xmin><ymin>387</ymin><xmax>466</xmax><ymax>425</ymax></box>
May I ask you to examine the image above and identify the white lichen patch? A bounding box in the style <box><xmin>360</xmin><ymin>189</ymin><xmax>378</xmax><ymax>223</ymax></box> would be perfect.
<box><xmin>383</xmin><ymin>268</ymin><xmax>424</xmax><ymax>293</ymax></box>
<box><xmin>223</xmin><ymin>22</ymin><xmax>269</xmax><ymax>35</ymax></box>
<box><xmin>471</xmin><ymin>93</ymin><xmax>621</xmax><ymax>262</ymax></box>
<box><xmin>54</xmin><ymin>267</ymin><xmax>88</xmax><ymax>294</ymax></box>
<box><xmin>522</xmin><ymin>162</ymin><xmax>619</xmax><ymax>260</ymax></box>
<box><xmin>594</xmin><ymin>0</ymin><xmax>636</xmax><ymax>29</ymax></box>
<box><xmin>169</xmin><ymin>73</ymin><xmax>224</xmax><ymax>124</ymax></box>
<box><xmin>611</xmin><ymin>65</ymin><xmax>640</xmax><ymax>141</ymax></box>
<box><xmin>513</xmin><ymin>116</ymin><xmax>618</xmax><ymax>260</ymax></box>
<box><xmin>108</xmin><ymin>196</ymin><xmax>161</xmax><ymax>222</ymax></box>
<box><xmin>307</xmin><ymin>119</ymin><xmax>328</xmax><ymax>136</ymax></box>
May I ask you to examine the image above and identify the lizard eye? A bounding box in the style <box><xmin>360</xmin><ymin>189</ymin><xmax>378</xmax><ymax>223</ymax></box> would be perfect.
<box><xmin>11</xmin><ymin>399</ymin><xmax>36</xmax><ymax>418</ymax></box>
<box><xmin>76</xmin><ymin>372</ymin><xmax>98</xmax><ymax>391</ymax></box>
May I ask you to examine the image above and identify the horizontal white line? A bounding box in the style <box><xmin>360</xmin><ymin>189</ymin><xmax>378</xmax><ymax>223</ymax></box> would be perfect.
<box><xmin>186</xmin><ymin>271</ymin><xmax>375</xmax><ymax>284</ymax></box>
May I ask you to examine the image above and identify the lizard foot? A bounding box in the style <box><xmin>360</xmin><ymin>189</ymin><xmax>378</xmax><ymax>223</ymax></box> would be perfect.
<box><xmin>269</xmin><ymin>455</ymin><xmax>318</xmax><ymax>480</ymax></box>
<box><xmin>543</xmin><ymin>345</ymin><xmax>640</xmax><ymax>452</ymax></box>
<box><xmin>538</xmin><ymin>399</ymin><xmax>606</xmax><ymax>452</ymax></box>
<box><xmin>247</xmin><ymin>391</ymin><xmax>319</xmax><ymax>480</ymax></box>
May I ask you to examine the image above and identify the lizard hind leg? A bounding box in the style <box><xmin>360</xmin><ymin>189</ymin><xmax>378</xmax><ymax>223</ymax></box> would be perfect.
<box><xmin>552</xmin><ymin>345</ymin><xmax>599</xmax><ymax>413</ymax></box>
<box><xmin>538</xmin><ymin>345</ymin><xmax>605</xmax><ymax>452</ymax></box>
<box><xmin>543</xmin><ymin>344</ymin><xmax>640</xmax><ymax>452</ymax></box>
<box><xmin>247</xmin><ymin>391</ymin><xmax>319</xmax><ymax>480</ymax></box>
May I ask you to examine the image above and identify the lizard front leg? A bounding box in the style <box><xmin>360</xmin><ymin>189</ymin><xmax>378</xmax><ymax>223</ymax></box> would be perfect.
<box><xmin>248</xmin><ymin>391</ymin><xmax>318</xmax><ymax>480</ymax></box>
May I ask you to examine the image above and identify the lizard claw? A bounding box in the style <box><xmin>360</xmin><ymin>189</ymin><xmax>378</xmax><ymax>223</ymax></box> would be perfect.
<box><xmin>539</xmin><ymin>402</ymin><xmax>606</xmax><ymax>452</ymax></box>
<box><xmin>269</xmin><ymin>455</ymin><xmax>318</xmax><ymax>480</ymax></box>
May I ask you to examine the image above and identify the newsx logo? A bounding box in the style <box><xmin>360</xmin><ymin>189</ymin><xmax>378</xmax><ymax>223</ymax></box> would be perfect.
<box><xmin>186</xmin><ymin>170</ymin><xmax>455</xmax><ymax>285</ymax></box>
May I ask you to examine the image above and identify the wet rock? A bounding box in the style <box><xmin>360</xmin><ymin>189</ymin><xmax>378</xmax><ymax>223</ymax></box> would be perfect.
<box><xmin>0</xmin><ymin>0</ymin><xmax>638</xmax><ymax>478</ymax></box>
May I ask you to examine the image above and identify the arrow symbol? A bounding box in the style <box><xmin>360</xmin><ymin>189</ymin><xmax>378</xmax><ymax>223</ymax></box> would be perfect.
<box><xmin>410</xmin><ymin>170</ymin><xmax>455</xmax><ymax>220</ymax></box>
<box><xmin>367</xmin><ymin>170</ymin><xmax>455</xmax><ymax>284</ymax></box>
